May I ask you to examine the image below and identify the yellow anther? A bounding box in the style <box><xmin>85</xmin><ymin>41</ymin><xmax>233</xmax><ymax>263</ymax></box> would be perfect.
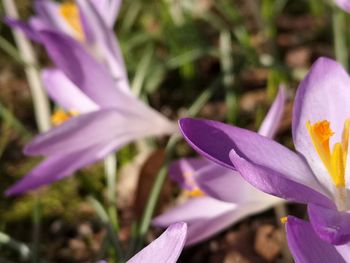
<box><xmin>186</xmin><ymin>188</ymin><xmax>205</xmax><ymax>198</ymax></box>
<box><xmin>280</xmin><ymin>216</ymin><xmax>288</xmax><ymax>224</ymax></box>
<box><xmin>59</xmin><ymin>2</ymin><xmax>84</xmax><ymax>40</ymax></box>
<box><xmin>51</xmin><ymin>109</ymin><xmax>78</xmax><ymax>126</ymax></box>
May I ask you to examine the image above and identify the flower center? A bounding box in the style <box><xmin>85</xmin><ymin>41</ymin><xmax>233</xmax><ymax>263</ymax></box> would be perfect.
<box><xmin>182</xmin><ymin>172</ymin><xmax>205</xmax><ymax>198</ymax></box>
<box><xmin>59</xmin><ymin>2</ymin><xmax>84</xmax><ymax>40</ymax></box>
<box><xmin>51</xmin><ymin>109</ymin><xmax>78</xmax><ymax>126</ymax></box>
<box><xmin>307</xmin><ymin>119</ymin><xmax>350</xmax><ymax>210</ymax></box>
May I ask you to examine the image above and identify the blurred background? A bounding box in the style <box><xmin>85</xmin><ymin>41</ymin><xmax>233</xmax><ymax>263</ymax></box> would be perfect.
<box><xmin>0</xmin><ymin>0</ymin><xmax>345</xmax><ymax>262</ymax></box>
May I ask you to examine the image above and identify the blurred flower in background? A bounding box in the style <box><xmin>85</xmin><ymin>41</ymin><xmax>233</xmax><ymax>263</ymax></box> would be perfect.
<box><xmin>153</xmin><ymin>86</ymin><xmax>285</xmax><ymax>245</ymax></box>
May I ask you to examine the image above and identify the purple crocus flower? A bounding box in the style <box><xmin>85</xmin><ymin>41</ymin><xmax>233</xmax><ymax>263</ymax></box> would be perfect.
<box><xmin>152</xmin><ymin>86</ymin><xmax>285</xmax><ymax>246</ymax></box>
<box><xmin>97</xmin><ymin>222</ymin><xmax>187</xmax><ymax>263</ymax></box>
<box><xmin>176</xmin><ymin>57</ymin><xmax>350</xmax><ymax>245</ymax></box>
<box><xmin>285</xmin><ymin>216</ymin><xmax>350</xmax><ymax>263</ymax></box>
<box><xmin>5</xmin><ymin>29</ymin><xmax>176</xmax><ymax>196</ymax></box>
<box><xmin>5</xmin><ymin>0</ymin><xmax>128</xmax><ymax>92</ymax></box>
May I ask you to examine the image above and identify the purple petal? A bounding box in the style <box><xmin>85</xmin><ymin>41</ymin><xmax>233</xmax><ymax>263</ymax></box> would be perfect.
<box><xmin>42</xmin><ymin>68</ymin><xmax>98</xmax><ymax>113</ymax></box>
<box><xmin>24</xmin><ymin>109</ymin><xmax>122</xmax><ymax>156</ymax></box>
<box><xmin>25</xmin><ymin>108</ymin><xmax>175</xmax><ymax>157</ymax></box>
<box><xmin>89</xmin><ymin>0</ymin><xmax>121</xmax><ymax>27</ymax></box>
<box><xmin>38</xmin><ymin>30</ymin><xmax>125</xmax><ymax>108</ymax></box>
<box><xmin>293</xmin><ymin>57</ymin><xmax>350</xmax><ymax>192</ymax></box>
<box><xmin>258</xmin><ymin>84</ymin><xmax>286</xmax><ymax>138</ymax></box>
<box><xmin>153</xmin><ymin>197</ymin><xmax>276</xmax><ymax>246</ymax></box>
<box><xmin>34</xmin><ymin>0</ymin><xmax>76</xmax><ymax>37</ymax></box>
<box><xmin>308</xmin><ymin>204</ymin><xmax>350</xmax><ymax>245</ymax></box>
<box><xmin>6</xmin><ymin>139</ymin><xmax>118</xmax><ymax>196</ymax></box>
<box><xmin>285</xmin><ymin>216</ymin><xmax>346</xmax><ymax>263</ymax></box>
<box><xmin>127</xmin><ymin>222</ymin><xmax>187</xmax><ymax>263</ymax></box>
<box><xmin>169</xmin><ymin>158</ymin><xmax>212</xmax><ymax>190</ymax></box>
<box><xmin>335</xmin><ymin>0</ymin><xmax>350</xmax><ymax>13</ymax></box>
<box><xmin>229</xmin><ymin>149</ymin><xmax>334</xmax><ymax>208</ymax></box>
<box><xmin>179</xmin><ymin>118</ymin><xmax>330</xmax><ymax>198</ymax></box>
<box><xmin>4</xmin><ymin>17</ymin><xmax>40</xmax><ymax>41</ymax></box>
<box><xmin>195</xmin><ymin>164</ymin><xmax>281</xmax><ymax>204</ymax></box>
<box><xmin>76</xmin><ymin>0</ymin><xmax>128</xmax><ymax>91</ymax></box>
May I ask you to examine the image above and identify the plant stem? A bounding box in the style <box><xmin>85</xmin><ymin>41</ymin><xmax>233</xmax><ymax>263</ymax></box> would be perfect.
<box><xmin>31</xmin><ymin>197</ymin><xmax>41</xmax><ymax>263</ymax></box>
<box><xmin>134</xmin><ymin>79</ymin><xmax>219</xmax><ymax>253</ymax></box>
<box><xmin>88</xmin><ymin>196</ymin><xmax>125</xmax><ymax>262</ymax></box>
<box><xmin>104</xmin><ymin>154</ymin><xmax>119</xmax><ymax>232</ymax></box>
<box><xmin>2</xmin><ymin>0</ymin><xmax>51</xmax><ymax>132</ymax></box>
<box><xmin>332</xmin><ymin>6</ymin><xmax>349</xmax><ymax>70</ymax></box>
<box><xmin>219</xmin><ymin>30</ymin><xmax>237</xmax><ymax>124</ymax></box>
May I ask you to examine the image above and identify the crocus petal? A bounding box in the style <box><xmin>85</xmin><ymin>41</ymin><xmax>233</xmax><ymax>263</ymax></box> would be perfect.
<box><xmin>169</xmin><ymin>158</ymin><xmax>212</xmax><ymax>190</ymax></box>
<box><xmin>285</xmin><ymin>216</ymin><xmax>346</xmax><ymax>263</ymax></box>
<box><xmin>24</xmin><ymin>109</ymin><xmax>123</xmax><ymax>156</ymax></box>
<box><xmin>42</xmin><ymin>68</ymin><xmax>98</xmax><ymax>113</ymax></box>
<box><xmin>293</xmin><ymin>57</ymin><xmax>350</xmax><ymax>192</ymax></box>
<box><xmin>335</xmin><ymin>0</ymin><xmax>350</xmax><ymax>13</ymax></box>
<box><xmin>127</xmin><ymin>222</ymin><xmax>187</xmax><ymax>263</ymax></box>
<box><xmin>195</xmin><ymin>165</ymin><xmax>281</xmax><ymax>204</ymax></box>
<box><xmin>336</xmin><ymin>243</ymin><xmax>350</xmax><ymax>259</ymax></box>
<box><xmin>89</xmin><ymin>0</ymin><xmax>121</xmax><ymax>27</ymax></box>
<box><xmin>308</xmin><ymin>204</ymin><xmax>350</xmax><ymax>245</ymax></box>
<box><xmin>6</xmin><ymin>139</ymin><xmax>119</xmax><ymax>196</ymax></box>
<box><xmin>76</xmin><ymin>0</ymin><xmax>128</xmax><ymax>90</ymax></box>
<box><xmin>34</xmin><ymin>0</ymin><xmax>76</xmax><ymax>37</ymax></box>
<box><xmin>258</xmin><ymin>85</ymin><xmax>286</xmax><ymax>138</ymax></box>
<box><xmin>229</xmin><ymin>149</ymin><xmax>334</xmax><ymax>208</ymax></box>
<box><xmin>179</xmin><ymin>118</ymin><xmax>330</xmax><ymax>198</ymax></box>
<box><xmin>4</xmin><ymin>17</ymin><xmax>41</xmax><ymax>41</ymax></box>
<box><xmin>38</xmin><ymin>30</ymin><xmax>126</xmax><ymax>108</ymax></box>
<box><xmin>25</xmin><ymin>108</ymin><xmax>175</xmax><ymax>157</ymax></box>
<box><xmin>153</xmin><ymin>197</ymin><xmax>277</xmax><ymax>246</ymax></box>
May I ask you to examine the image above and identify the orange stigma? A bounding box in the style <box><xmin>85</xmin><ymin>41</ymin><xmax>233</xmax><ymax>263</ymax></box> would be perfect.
<box><xmin>307</xmin><ymin>119</ymin><xmax>350</xmax><ymax>188</ymax></box>
<box><xmin>51</xmin><ymin>109</ymin><xmax>78</xmax><ymax>126</ymax></box>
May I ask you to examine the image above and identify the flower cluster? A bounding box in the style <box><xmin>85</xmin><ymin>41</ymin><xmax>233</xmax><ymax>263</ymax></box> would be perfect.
<box><xmin>4</xmin><ymin>0</ymin><xmax>350</xmax><ymax>262</ymax></box>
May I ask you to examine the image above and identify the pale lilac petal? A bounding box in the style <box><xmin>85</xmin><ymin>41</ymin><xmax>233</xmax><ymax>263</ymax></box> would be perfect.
<box><xmin>336</xmin><ymin>243</ymin><xmax>350</xmax><ymax>259</ymax></box>
<box><xmin>34</xmin><ymin>0</ymin><xmax>76</xmax><ymax>37</ymax></box>
<box><xmin>24</xmin><ymin>109</ymin><xmax>122</xmax><ymax>156</ymax></box>
<box><xmin>258</xmin><ymin>85</ymin><xmax>286</xmax><ymax>138</ymax></box>
<box><xmin>308</xmin><ymin>204</ymin><xmax>350</xmax><ymax>245</ymax></box>
<box><xmin>293</xmin><ymin>57</ymin><xmax>350</xmax><ymax>193</ymax></box>
<box><xmin>42</xmin><ymin>68</ymin><xmax>98</xmax><ymax>113</ymax></box>
<box><xmin>76</xmin><ymin>0</ymin><xmax>129</xmax><ymax>91</ymax></box>
<box><xmin>153</xmin><ymin>197</ymin><xmax>277</xmax><ymax>246</ymax></box>
<box><xmin>169</xmin><ymin>158</ymin><xmax>212</xmax><ymax>190</ymax></box>
<box><xmin>195</xmin><ymin>165</ymin><xmax>281</xmax><ymax>204</ymax></box>
<box><xmin>229</xmin><ymin>149</ymin><xmax>334</xmax><ymax>208</ymax></box>
<box><xmin>286</xmin><ymin>216</ymin><xmax>346</xmax><ymax>263</ymax></box>
<box><xmin>6</xmin><ymin>139</ymin><xmax>119</xmax><ymax>196</ymax></box>
<box><xmin>335</xmin><ymin>0</ymin><xmax>350</xmax><ymax>13</ymax></box>
<box><xmin>89</xmin><ymin>0</ymin><xmax>121</xmax><ymax>27</ymax></box>
<box><xmin>38</xmin><ymin>30</ymin><xmax>124</xmax><ymax>108</ymax></box>
<box><xmin>179</xmin><ymin>118</ymin><xmax>330</xmax><ymax>198</ymax></box>
<box><xmin>127</xmin><ymin>222</ymin><xmax>187</xmax><ymax>263</ymax></box>
<box><xmin>25</xmin><ymin>108</ymin><xmax>175</xmax><ymax>157</ymax></box>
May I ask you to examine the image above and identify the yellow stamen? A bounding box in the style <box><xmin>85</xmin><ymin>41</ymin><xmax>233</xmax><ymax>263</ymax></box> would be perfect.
<box><xmin>307</xmin><ymin>119</ymin><xmax>350</xmax><ymax>188</ymax></box>
<box><xmin>186</xmin><ymin>188</ymin><xmax>205</xmax><ymax>198</ymax></box>
<box><xmin>51</xmin><ymin>109</ymin><xmax>78</xmax><ymax>126</ymax></box>
<box><xmin>331</xmin><ymin>143</ymin><xmax>346</xmax><ymax>187</ymax></box>
<box><xmin>59</xmin><ymin>2</ymin><xmax>84</xmax><ymax>40</ymax></box>
<box><xmin>280</xmin><ymin>216</ymin><xmax>288</xmax><ymax>224</ymax></box>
